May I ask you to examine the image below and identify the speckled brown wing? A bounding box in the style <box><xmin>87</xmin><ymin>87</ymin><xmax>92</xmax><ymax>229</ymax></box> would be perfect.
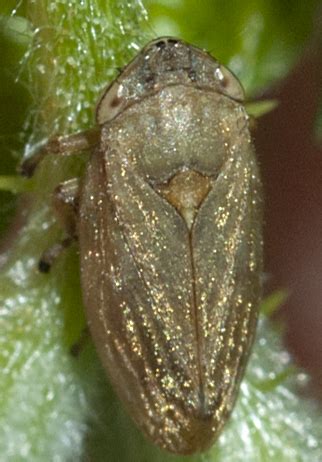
<box><xmin>78</xmin><ymin>90</ymin><xmax>262</xmax><ymax>455</ymax></box>
<box><xmin>79</xmin><ymin>143</ymin><xmax>205</xmax><ymax>454</ymax></box>
<box><xmin>192</xmin><ymin>134</ymin><xmax>263</xmax><ymax>434</ymax></box>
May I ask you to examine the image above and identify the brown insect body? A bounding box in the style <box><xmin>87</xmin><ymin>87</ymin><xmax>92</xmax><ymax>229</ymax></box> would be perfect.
<box><xmin>79</xmin><ymin>38</ymin><xmax>262</xmax><ymax>454</ymax></box>
<box><xmin>22</xmin><ymin>37</ymin><xmax>263</xmax><ymax>455</ymax></box>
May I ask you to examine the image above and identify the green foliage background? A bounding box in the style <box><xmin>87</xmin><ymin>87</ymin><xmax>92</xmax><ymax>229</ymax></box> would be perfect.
<box><xmin>0</xmin><ymin>1</ymin><xmax>321</xmax><ymax>461</ymax></box>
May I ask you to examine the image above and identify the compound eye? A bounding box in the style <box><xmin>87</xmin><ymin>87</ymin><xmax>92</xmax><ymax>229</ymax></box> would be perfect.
<box><xmin>214</xmin><ymin>65</ymin><xmax>245</xmax><ymax>102</ymax></box>
<box><xmin>96</xmin><ymin>81</ymin><xmax>125</xmax><ymax>124</ymax></box>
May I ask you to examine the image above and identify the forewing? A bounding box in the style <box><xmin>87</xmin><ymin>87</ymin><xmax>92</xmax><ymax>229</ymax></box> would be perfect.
<box><xmin>79</xmin><ymin>145</ymin><xmax>203</xmax><ymax>452</ymax></box>
<box><xmin>193</xmin><ymin>137</ymin><xmax>263</xmax><ymax>427</ymax></box>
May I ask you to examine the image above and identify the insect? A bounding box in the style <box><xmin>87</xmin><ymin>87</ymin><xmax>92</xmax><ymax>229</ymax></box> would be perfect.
<box><xmin>21</xmin><ymin>37</ymin><xmax>263</xmax><ymax>455</ymax></box>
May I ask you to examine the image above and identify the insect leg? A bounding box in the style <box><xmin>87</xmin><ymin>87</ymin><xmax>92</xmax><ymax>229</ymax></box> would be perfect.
<box><xmin>20</xmin><ymin>127</ymin><xmax>100</xmax><ymax>178</ymax></box>
<box><xmin>38</xmin><ymin>237</ymin><xmax>74</xmax><ymax>273</ymax></box>
<box><xmin>53</xmin><ymin>178</ymin><xmax>80</xmax><ymax>238</ymax></box>
<box><xmin>39</xmin><ymin>178</ymin><xmax>80</xmax><ymax>272</ymax></box>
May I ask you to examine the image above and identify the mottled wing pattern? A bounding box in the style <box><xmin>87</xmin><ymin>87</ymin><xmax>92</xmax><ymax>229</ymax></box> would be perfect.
<box><xmin>79</xmin><ymin>145</ymin><xmax>204</xmax><ymax>452</ymax></box>
<box><xmin>193</xmin><ymin>136</ymin><xmax>262</xmax><ymax>432</ymax></box>
<box><xmin>79</xmin><ymin>98</ymin><xmax>262</xmax><ymax>454</ymax></box>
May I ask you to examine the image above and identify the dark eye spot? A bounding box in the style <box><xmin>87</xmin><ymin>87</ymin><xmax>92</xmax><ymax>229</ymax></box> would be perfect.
<box><xmin>155</xmin><ymin>40</ymin><xmax>166</xmax><ymax>49</ymax></box>
<box><xmin>110</xmin><ymin>96</ymin><xmax>121</xmax><ymax>108</ymax></box>
<box><xmin>220</xmin><ymin>77</ymin><xmax>228</xmax><ymax>88</ymax></box>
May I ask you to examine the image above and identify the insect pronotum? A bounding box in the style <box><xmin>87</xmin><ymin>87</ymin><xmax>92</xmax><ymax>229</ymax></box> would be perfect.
<box><xmin>21</xmin><ymin>37</ymin><xmax>263</xmax><ymax>455</ymax></box>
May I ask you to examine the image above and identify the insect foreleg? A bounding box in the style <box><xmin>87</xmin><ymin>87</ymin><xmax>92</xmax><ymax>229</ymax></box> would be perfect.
<box><xmin>20</xmin><ymin>128</ymin><xmax>100</xmax><ymax>177</ymax></box>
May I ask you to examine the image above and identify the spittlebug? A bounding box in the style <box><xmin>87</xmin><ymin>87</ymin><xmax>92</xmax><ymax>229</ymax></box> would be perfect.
<box><xmin>21</xmin><ymin>37</ymin><xmax>263</xmax><ymax>455</ymax></box>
